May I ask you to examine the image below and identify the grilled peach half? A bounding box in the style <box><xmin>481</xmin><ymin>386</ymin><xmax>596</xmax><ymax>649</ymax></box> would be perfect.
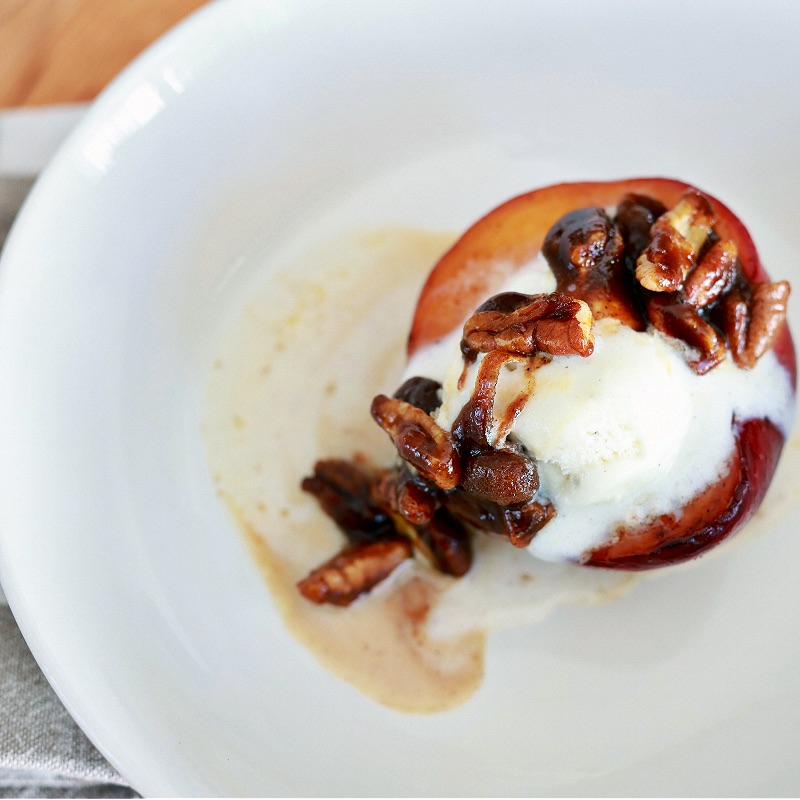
<box><xmin>408</xmin><ymin>179</ymin><xmax>795</xmax><ymax>569</ymax></box>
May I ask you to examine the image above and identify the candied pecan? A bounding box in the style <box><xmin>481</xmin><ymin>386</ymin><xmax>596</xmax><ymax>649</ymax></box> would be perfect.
<box><xmin>371</xmin><ymin>395</ymin><xmax>462</xmax><ymax>490</ymax></box>
<box><xmin>461</xmin><ymin>449</ymin><xmax>539</xmax><ymax>506</ymax></box>
<box><xmin>543</xmin><ymin>206</ymin><xmax>645</xmax><ymax>330</ymax></box>
<box><xmin>414</xmin><ymin>507</ymin><xmax>472</xmax><ymax>577</ymax></box>
<box><xmin>301</xmin><ymin>459</ymin><xmax>395</xmax><ymax>543</ymax></box>
<box><xmin>297</xmin><ymin>538</ymin><xmax>412</xmax><ymax>606</ymax></box>
<box><xmin>441</xmin><ymin>488</ymin><xmax>554</xmax><ymax>548</ymax></box>
<box><xmin>646</xmin><ymin>293</ymin><xmax>727</xmax><ymax>374</ymax></box>
<box><xmin>744</xmin><ymin>281</ymin><xmax>790</xmax><ymax>364</ymax></box>
<box><xmin>503</xmin><ymin>500</ymin><xmax>555</xmax><ymax>548</ymax></box>
<box><xmin>636</xmin><ymin>191</ymin><xmax>714</xmax><ymax>292</ymax></box>
<box><xmin>373</xmin><ymin>469</ymin><xmax>437</xmax><ymax>526</ymax></box>
<box><xmin>614</xmin><ymin>193</ymin><xmax>668</xmax><ymax>258</ymax></box>
<box><xmin>458</xmin><ymin>294</ymin><xmax>532</xmax><ymax>389</ymax></box>
<box><xmin>396</xmin><ymin>479</ymin><xmax>437</xmax><ymax>525</ymax></box>
<box><xmin>683</xmin><ymin>239</ymin><xmax>738</xmax><ymax>307</ymax></box>
<box><xmin>463</xmin><ymin>292</ymin><xmax>594</xmax><ymax>357</ymax></box>
<box><xmin>393</xmin><ymin>376</ymin><xmax>442</xmax><ymax>415</ymax></box>
<box><xmin>717</xmin><ymin>286</ymin><xmax>749</xmax><ymax>364</ymax></box>
<box><xmin>719</xmin><ymin>281</ymin><xmax>790</xmax><ymax>369</ymax></box>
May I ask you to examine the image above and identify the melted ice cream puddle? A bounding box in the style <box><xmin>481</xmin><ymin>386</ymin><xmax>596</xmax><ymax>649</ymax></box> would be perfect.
<box><xmin>203</xmin><ymin>228</ymin><xmax>798</xmax><ymax>712</ymax></box>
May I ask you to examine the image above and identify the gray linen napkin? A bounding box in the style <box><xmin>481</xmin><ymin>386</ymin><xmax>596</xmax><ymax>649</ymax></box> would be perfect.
<box><xmin>0</xmin><ymin>606</ymin><xmax>136</xmax><ymax>798</ymax></box>
<box><xmin>0</xmin><ymin>178</ymin><xmax>138</xmax><ymax>798</ymax></box>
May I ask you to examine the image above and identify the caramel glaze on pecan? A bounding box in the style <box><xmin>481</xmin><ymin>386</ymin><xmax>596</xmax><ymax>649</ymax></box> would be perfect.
<box><xmin>543</xmin><ymin>206</ymin><xmax>646</xmax><ymax>331</ymax></box>
<box><xmin>370</xmin><ymin>394</ymin><xmax>461</xmax><ymax>491</ymax></box>
<box><xmin>683</xmin><ymin>240</ymin><xmax>738</xmax><ymax>308</ymax></box>
<box><xmin>298</xmin><ymin>189</ymin><xmax>790</xmax><ymax>604</ymax></box>
<box><xmin>299</xmin><ymin>454</ymin><xmax>472</xmax><ymax>605</ymax></box>
<box><xmin>630</xmin><ymin>190</ymin><xmax>790</xmax><ymax>374</ymax></box>
<box><xmin>463</xmin><ymin>292</ymin><xmax>595</xmax><ymax>359</ymax></box>
<box><xmin>635</xmin><ymin>191</ymin><xmax>714</xmax><ymax>293</ymax></box>
<box><xmin>716</xmin><ymin>280</ymin><xmax>791</xmax><ymax>370</ymax></box>
<box><xmin>645</xmin><ymin>294</ymin><xmax>728</xmax><ymax>375</ymax></box>
<box><xmin>297</xmin><ymin>538</ymin><xmax>413</xmax><ymax>606</ymax></box>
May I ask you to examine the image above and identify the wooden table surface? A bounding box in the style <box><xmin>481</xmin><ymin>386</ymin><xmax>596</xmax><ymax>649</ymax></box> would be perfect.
<box><xmin>0</xmin><ymin>0</ymin><xmax>209</xmax><ymax>108</ymax></box>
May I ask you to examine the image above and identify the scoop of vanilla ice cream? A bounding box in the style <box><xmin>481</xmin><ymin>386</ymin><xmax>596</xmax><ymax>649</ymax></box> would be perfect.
<box><xmin>405</xmin><ymin>254</ymin><xmax>795</xmax><ymax>563</ymax></box>
<box><xmin>510</xmin><ymin>319</ymin><xmax>691</xmax><ymax>505</ymax></box>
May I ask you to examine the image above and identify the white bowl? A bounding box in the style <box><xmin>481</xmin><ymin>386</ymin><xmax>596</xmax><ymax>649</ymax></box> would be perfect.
<box><xmin>1</xmin><ymin>0</ymin><xmax>799</xmax><ymax>794</ymax></box>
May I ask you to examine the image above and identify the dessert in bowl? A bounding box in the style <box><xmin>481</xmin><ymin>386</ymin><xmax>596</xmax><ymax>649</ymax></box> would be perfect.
<box><xmin>298</xmin><ymin>178</ymin><xmax>795</xmax><ymax>605</ymax></box>
<box><xmin>1</xmin><ymin>0</ymin><xmax>799</xmax><ymax>791</ymax></box>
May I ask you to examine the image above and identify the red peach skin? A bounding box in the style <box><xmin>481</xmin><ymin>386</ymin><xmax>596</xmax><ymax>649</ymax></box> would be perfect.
<box><xmin>408</xmin><ymin>178</ymin><xmax>796</xmax><ymax>569</ymax></box>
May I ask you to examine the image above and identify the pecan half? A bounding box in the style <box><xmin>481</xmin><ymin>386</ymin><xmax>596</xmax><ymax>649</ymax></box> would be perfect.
<box><xmin>646</xmin><ymin>293</ymin><xmax>727</xmax><ymax>375</ymax></box>
<box><xmin>441</xmin><ymin>488</ymin><xmax>554</xmax><ymax>549</ymax></box>
<box><xmin>636</xmin><ymin>191</ymin><xmax>714</xmax><ymax>292</ymax></box>
<box><xmin>717</xmin><ymin>286</ymin><xmax>749</xmax><ymax>365</ymax></box>
<box><xmin>371</xmin><ymin>395</ymin><xmax>462</xmax><ymax>490</ymax></box>
<box><xmin>301</xmin><ymin>459</ymin><xmax>395</xmax><ymax>543</ymax></box>
<box><xmin>411</xmin><ymin>507</ymin><xmax>472</xmax><ymax>577</ymax></box>
<box><xmin>463</xmin><ymin>292</ymin><xmax>594</xmax><ymax>357</ymax></box>
<box><xmin>682</xmin><ymin>239</ymin><xmax>739</xmax><ymax>307</ymax></box>
<box><xmin>373</xmin><ymin>469</ymin><xmax>437</xmax><ymax>526</ymax></box>
<box><xmin>297</xmin><ymin>538</ymin><xmax>412</xmax><ymax>606</ymax></box>
<box><xmin>503</xmin><ymin>500</ymin><xmax>556</xmax><ymax>548</ymax></box>
<box><xmin>461</xmin><ymin>449</ymin><xmax>539</xmax><ymax>506</ymax></box>
<box><xmin>719</xmin><ymin>281</ymin><xmax>790</xmax><ymax>369</ymax></box>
